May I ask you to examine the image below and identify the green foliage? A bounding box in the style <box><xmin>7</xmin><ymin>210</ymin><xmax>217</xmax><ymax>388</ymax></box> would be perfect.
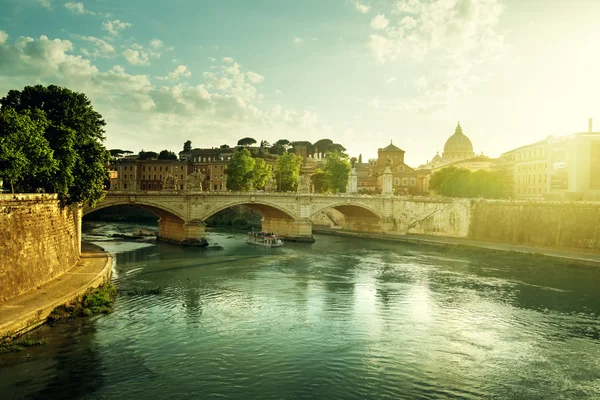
<box><xmin>183</xmin><ymin>140</ymin><xmax>192</xmax><ymax>152</ymax></box>
<box><xmin>138</xmin><ymin>150</ymin><xmax>158</xmax><ymax>160</ymax></box>
<box><xmin>237</xmin><ymin>137</ymin><xmax>257</xmax><ymax>147</ymax></box>
<box><xmin>252</xmin><ymin>157</ymin><xmax>271</xmax><ymax>190</ymax></box>
<box><xmin>225</xmin><ymin>148</ymin><xmax>255</xmax><ymax>191</ymax></box>
<box><xmin>0</xmin><ymin>108</ymin><xmax>57</xmax><ymax>193</ymax></box>
<box><xmin>0</xmin><ymin>85</ymin><xmax>110</xmax><ymax>205</ymax></box>
<box><xmin>324</xmin><ymin>151</ymin><xmax>351</xmax><ymax>193</ymax></box>
<box><xmin>0</xmin><ymin>337</ymin><xmax>47</xmax><ymax>354</ymax></box>
<box><xmin>311</xmin><ymin>168</ymin><xmax>328</xmax><ymax>193</ymax></box>
<box><xmin>157</xmin><ymin>149</ymin><xmax>177</xmax><ymax>160</ymax></box>
<box><xmin>48</xmin><ymin>283</ymin><xmax>116</xmax><ymax>322</ymax></box>
<box><xmin>275</xmin><ymin>152</ymin><xmax>302</xmax><ymax>191</ymax></box>
<box><xmin>429</xmin><ymin>166</ymin><xmax>512</xmax><ymax>198</ymax></box>
<box><xmin>313</xmin><ymin>138</ymin><xmax>334</xmax><ymax>154</ymax></box>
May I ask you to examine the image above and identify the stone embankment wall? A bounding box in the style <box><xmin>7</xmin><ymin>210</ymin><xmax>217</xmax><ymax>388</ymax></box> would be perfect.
<box><xmin>0</xmin><ymin>194</ymin><xmax>81</xmax><ymax>302</ymax></box>
<box><xmin>399</xmin><ymin>198</ymin><xmax>471</xmax><ymax>237</ymax></box>
<box><xmin>469</xmin><ymin>200</ymin><xmax>600</xmax><ymax>250</ymax></box>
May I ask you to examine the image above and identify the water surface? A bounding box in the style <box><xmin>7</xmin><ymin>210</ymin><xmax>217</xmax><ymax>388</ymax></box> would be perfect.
<box><xmin>1</xmin><ymin>221</ymin><xmax>599</xmax><ymax>399</ymax></box>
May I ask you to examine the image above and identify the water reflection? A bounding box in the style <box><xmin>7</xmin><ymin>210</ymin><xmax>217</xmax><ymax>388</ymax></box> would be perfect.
<box><xmin>1</xmin><ymin>225</ymin><xmax>599</xmax><ymax>399</ymax></box>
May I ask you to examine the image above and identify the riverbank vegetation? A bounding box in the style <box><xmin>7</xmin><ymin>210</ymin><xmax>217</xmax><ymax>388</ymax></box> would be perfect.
<box><xmin>206</xmin><ymin>205</ymin><xmax>261</xmax><ymax>229</ymax></box>
<box><xmin>48</xmin><ymin>283</ymin><xmax>116</xmax><ymax>322</ymax></box>
<box><xmin>0</xmin><ymin>337</ymin><xmax>47</xmax><ymax>353</ymax></box>
<box><xmin>429</xmin><ymin>166</ymin><xmax>512</xmax><ymax>198</ymax></box>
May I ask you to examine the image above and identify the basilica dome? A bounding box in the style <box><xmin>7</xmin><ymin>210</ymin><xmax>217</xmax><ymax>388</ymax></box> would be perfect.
<box><xmin>442</xmin><ymin>122</ymin><xmax>475</xmax><ymax>162</ymax></box>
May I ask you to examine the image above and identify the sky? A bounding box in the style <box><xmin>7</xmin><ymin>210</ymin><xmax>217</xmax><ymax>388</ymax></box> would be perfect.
<box><xmin>1</xmin><ymin>0</ymin><xmax>599</xmax><ymax>166</ymax></box>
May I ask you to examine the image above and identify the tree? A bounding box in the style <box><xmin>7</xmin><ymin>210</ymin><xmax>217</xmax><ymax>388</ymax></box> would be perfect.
<box><xmin>157</xmin><ymin>150</ymin><xmax>177</xmax><ymax>160</ymax></box>
<box><xmin>313</xmin><ymin>139</ymin><xmax>334</xmax><ymax>154</ymax></box>
<box><xmin>225</xmin><ymin>148</ymin><xmax>255</xmax><ymax>191</ymax></box>
<box><xmin>311</xmin><ymin>168</ymin><xmax>328</xmax><ymax>193</ymax></box>
<box><xmin>350</xmin><ymin>157</ymin><xmax>357</xmax><ymax>167</ymax></box>
<box><xmin>358</xmin><ymin>154</ymin><xmax>363</xmax><ymax>164</ymax></box>
<box><xmin>237</xmin><ymin>137</ymin><xmax>257</xmax><ymax>147</ymax></box>
<box><xmin>220</xmin><ymin>144</ymin><xmax>230</xmax><ymax>149</ymax></box>
<box><xmin>138</xmin><ymin>150</ymin><xmax>158</xmax><ymax>160</ymax></box>
<box><xmin>252</xmin><ymin>157</ymin><xmax>271</xmax><ymax>190</ymax></box>
<box><xmin>0</xmin><ymin>84</ymin><xmax>110</xmax><ymax>206</ymax></box>
<box><xmin>275</xmin><ymin>152</ymin><xmax>302</xmax><ymax>191</ymax></box>
<box><xmin>324</xmin><ymin>151</ymin><xmax>351</xmax><ymax>193</ymax></box>
<box><xmin>0</xmin><ymin>108</ymin><xmax>57</xmax><ymax>193</ymax></box>
<box><xmin>258</xmin><ymin>140</ymin><xmax>271</xmax><ymax>157</ymax></box>
<box><xmin>183</xmin><ymin>140</ymin><xmax>192</xmax><ymax>152</ymax></box>
<box><xmin>429</xmin><ymin>166</ymin><xmax>511</xmax><ymax>199</ymax></box>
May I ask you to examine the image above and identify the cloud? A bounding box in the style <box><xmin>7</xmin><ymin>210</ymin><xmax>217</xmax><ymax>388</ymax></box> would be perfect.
<box><xmin>208</xmin><ymin>57</ymin><xmax>216</xmax><ymax>62</ymax></box>
<box><xmin>354</xmin><ymin>1</ymin><xmax>370</xmax><ymax>13</ymax></box>
<box><xmin>365</xmin><ymin>0</ymin><xmax>507</xmax><ymax>110</ymax></box>
<box><xmin>293</xmin><ymin>37</ymin><xmax>303</xmax><ymax>44</ymax></box>
<box><xmin>370</xmin><ymin>14</ymin><xmax>389</xmax><ymax>30</ymax></box>
<box><xmin>0</xmin><ymin>31</ymin><xmax>325</xmax><ymax>153</ymax></box>
<box><xmin>246</xmin><ymin>71</ymin><xmax>264</xmax><ymax>84</ymax></box>
<box><xmin>222</xmin><ymin>57</ymin><xmax>234</xmax><ymax>63</ymax></box>
<box><xmin>64</xmin><ymin>2</ymin><xmax>95</xmax><ymax>15</ymax></box>
<box><xmin>73</xmin><ymin>35</ymin><xmax>115</xmax><ymax>58</ymax></box>
<box><xmin>122</xmin><ymin>49</ymin><xmax>149</xmax><ymax>65</ymax></box>
<box><xmin>149</xmin><ymin>39</ymin><xmax>163</xmax><ymax>49</ymax></box>
<box><xmin>39</xmin><ymin>0</ymin><xmax>52</xmax><ymax>9</ymax></box>
<box><xmin>102</xmin><ymin>19</ymin><xmax>132</xmax><ymax>36</ymax></box>
<box><xmin>156</xmin><ymin>65</ymin><xmax>192</xmax><ymax>81</ymax></box>
<box><xmin>383</xmin><ymin>76</ymin><xmax>397</xmax><ymax>84</ymax></box>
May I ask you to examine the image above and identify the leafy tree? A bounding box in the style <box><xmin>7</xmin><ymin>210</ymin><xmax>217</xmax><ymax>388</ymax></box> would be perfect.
<box><xmin>313</xmin><ymin>139</ymin><xmax>334</xmax><ymax>154</ymax></box>
<box><xmin>157</xmin><ymin>150</ymin><xmax>178</xmax><ymax>160</ymax></box>
<box><xmin>324</xmin><ymin>151</ymin><xmax>351</xmax><ymax>193</ymax></box>
<box><xmin>0</xmin><ymin>108</ymin><xmax>57</xmax><ymax>193</ymax></box>
<box><xmin>350</xmin><ymin>157</ymin><xmax>357</xmax><ymax>167</ymax></box>
<box><xmin>274</xmin><ymin>139</ymin><xmax>290</xmax><ymax>146</ymax></box>
<box><xmin>358</xmin><ymin>154</ymin><xmax>363</xmax><ymax>164</ymax></box>
<box><xmin>0</xmin><ymin>84</ymin><xmax>110</xmax><ymax>205</ymax></box>
<box><xmin>225</xmin><ymin>148</ymin><xmax>255</xmax><ymax>191</ymax></box>
<box><xmin>429</xmin><ymin>166</ymin><xmax>511</xmax><ymax>199</ymax></box>
<box><xmin>183</xmin><ymin>140</ymin><xmax>192</xmax><ymax>152</ymax></box>
<box><xmin>275</xmin><ymin>152</ymin><xmax>302</xmax><ymax>191</ymax></box>
<box><xmin>109</xmin><ymin>149</ymin><xmax>133</xmax><ymax>160</ymax></box>
<box><xmin>252</xmin><ymin>157</ymin><xmax>271</xmax><ymax>190</ymax></box>
<box><xmin>220</xmin><ymin>144</ymin><xmax>230</xmax><ymax>149</ymax></box>
<box><xmin>237</xmin><ymin>137</ymin><xmax>257</xmax><ymax>147</ymax></box>
<box><xmin>258</xmin><ymin>140</ymin><xmax>271</xmax><ymax>157</ymax></box>
<box><xmin>138</xmin><ymin>150</ymin><xmax>158</xmax><ymax>160</ymax></box>
<box><xmin>311</xmin><ymin>168</ymin><xmax>328</xmax><ymax>193</ymax></box>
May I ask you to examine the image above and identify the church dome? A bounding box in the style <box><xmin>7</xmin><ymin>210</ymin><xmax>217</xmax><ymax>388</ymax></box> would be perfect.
<box><xmin>443</xmin><ymin>123</ymin><xmax>473</xmax><ymax>153</ymax></box>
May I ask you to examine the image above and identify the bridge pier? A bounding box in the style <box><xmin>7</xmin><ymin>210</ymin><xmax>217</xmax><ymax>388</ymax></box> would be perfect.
<box><xmin>158</xmin><ymin>217</ymin><xmax>207</xmax><ymax>246</ymax></box>
<box><xmin>262</xmin><ymin>217</ymin><xmax>315</xmax><ymax>242</ymax></box>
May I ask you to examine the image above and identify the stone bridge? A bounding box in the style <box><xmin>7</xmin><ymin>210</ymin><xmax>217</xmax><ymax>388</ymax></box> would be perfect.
<box><xmin>83</xmin><ymin>191</ymin><xmax>471</xmax><ymax>245</ymax></box>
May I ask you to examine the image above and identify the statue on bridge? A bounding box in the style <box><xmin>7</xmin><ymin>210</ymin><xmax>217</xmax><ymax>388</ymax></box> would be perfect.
<box><xmin>162</xmin><ymin>174</ymin><xmax>178</xmax><ymax>191</ymax></box>
<box><xmin>186</xmin><ymin>169</ymin><xmax>205</xmax><ymax>192</ymax></box>
<box><xmin>297</xmin><ymin>174</ymin><xmax>311</xmax><ymax>194</ymax></box>
<box><xmin>265</xmin><ymin>175</ymin><xmax>277</xmax><ymax>192</ymax></box>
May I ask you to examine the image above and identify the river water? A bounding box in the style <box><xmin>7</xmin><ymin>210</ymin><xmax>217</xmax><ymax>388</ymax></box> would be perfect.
<box><xmin>1</xmin><ymin>221</ymin><xmax>600</xmax><ymax>399</ymax></box>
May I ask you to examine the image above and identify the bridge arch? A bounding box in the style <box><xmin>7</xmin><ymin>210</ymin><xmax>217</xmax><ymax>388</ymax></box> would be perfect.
<box><xmin>311</xmin><ymin>201</ymin><xmax>382</xmax><ymax>220</ymax></box>
<box><xmin>202</xmin><ymin>199</ymin><xmax>296</xmax><ymax>221</ymax></box>
<box><xmin>83</xmin><ymin>197</ymin><xmax>186</xmax><ymax>221</ymax></box>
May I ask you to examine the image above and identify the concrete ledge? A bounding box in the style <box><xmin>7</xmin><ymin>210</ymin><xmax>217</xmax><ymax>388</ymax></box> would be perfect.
<box><xmin>0</xmin><ymin>242</ymin><xmax>112</xmax><ymax>341</ymax></box>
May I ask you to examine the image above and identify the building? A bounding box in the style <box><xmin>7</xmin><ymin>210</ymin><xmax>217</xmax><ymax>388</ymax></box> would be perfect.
<box><xmin>110</xmin><ymin>159</ymin><xmax>191</xmax><ymax>191</ymax></box>
<box><xmin>498</xmin><ymin>119</ymin><xmax>600</xmax><ymax>200</ymax></box>
<box><xmin>431</xmin><ymin>155</ymin><xmax>496</xmax><ymax>174</ymax></box>
<box><xmin>355</xmin><ymin>142</ymin><xmax>425</xmax><ymax>194</ymax></box>
<box><xmin>421</xmin><ymin>122</ymin><xmax>478</xmax><ymax>169</ymax></box>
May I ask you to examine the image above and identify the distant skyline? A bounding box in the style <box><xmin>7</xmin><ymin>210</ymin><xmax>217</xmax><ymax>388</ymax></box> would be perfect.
<box><xmin>1</xmin><ymin>0</ymin><xmax>599</xmax><ymax>166</ymax></box>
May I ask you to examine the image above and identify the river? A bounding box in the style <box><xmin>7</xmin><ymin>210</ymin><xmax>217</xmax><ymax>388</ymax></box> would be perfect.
<box><xmin>1</xmin><ymin>221</ymin><xmax>599</xmax><ymax>399</ymax></box>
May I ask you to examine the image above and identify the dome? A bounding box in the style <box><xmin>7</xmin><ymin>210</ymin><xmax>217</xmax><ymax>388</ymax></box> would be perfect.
<box><xmin>443</xmin><ymin>123</ymin><xmax>473</xmax><ymax>153</ymax></box>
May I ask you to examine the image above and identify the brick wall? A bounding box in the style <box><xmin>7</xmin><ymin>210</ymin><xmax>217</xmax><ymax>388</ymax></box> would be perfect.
<box><xmin>0</xmin><ymin>194</ymin><xmax>81</xmax><ymax>302</ymax></box>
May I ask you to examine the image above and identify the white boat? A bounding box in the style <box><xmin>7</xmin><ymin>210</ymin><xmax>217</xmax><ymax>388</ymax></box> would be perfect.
<box><xmin>247</xmin><ymin>232</ymin><xmax>284</xmax><ymax>247</ymax></box>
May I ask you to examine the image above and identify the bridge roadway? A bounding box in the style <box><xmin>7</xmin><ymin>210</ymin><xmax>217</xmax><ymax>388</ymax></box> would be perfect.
<box><xmin>84</xmin><ymin>190</ymin><xmax>470</xmax><ymax>245</ymax></box>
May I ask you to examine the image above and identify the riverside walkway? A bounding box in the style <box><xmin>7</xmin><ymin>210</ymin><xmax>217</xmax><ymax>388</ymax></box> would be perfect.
<box><xmin>0</xmin><ymin>243</ymin><xmax>112</xmax><ymax>340</ymax></box>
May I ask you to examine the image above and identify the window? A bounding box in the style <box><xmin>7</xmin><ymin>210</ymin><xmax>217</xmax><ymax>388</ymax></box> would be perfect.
<box><xmin>394</xmin><ymin>178</ymin><xmax>400</xmax><ymax>185</ymax></box>
<box><xmin>142</xmin><ymin>183</ymin><xmax>146</xmax><ymax>189</ymax></box>
<box><xmin>124</xmin><ymin>174</ymin><xmax>127</xmax><ymax>179</ymax></box>
<box><xmin>124</xmin><ymin>183</ymin><xmax>127</xmax><ymax>189</ymax></box>
<box><xmin>154</xmin><ymin>175</ymin><xmax>157</xmax><ymax>180</ymax></box>
<box><xmin>180</xmin><ymin>184</ymin><xmax>183</xmax><ymax>190</ymax></box>
<box><xmin>402</xmin><ymin>178</ymin><xmax>408</xmax><ymax>186</ymax></box>
<box><xmin>410</xmin><ymin>178</ymin><xmax>416</xmax><ymax>186</ymax></box>
<box><xmin>143</xmin><ymin>166</ymin><xmax>146</xmax><ymax>171</ymax></box>
<box><xmin>181</xmin><ymin>175</ymin><xmax>183</xmax><ymax>180</ymax></box>
<box><xmin>213</xmin><ymin>184</ymin><xmax>218</xmax><ymax>191</ymax></box>
<box><xmin>160</xmin><ymin>167</ymin><xmax>162</xmax><ymax>171</ymax></box>
<box><xmin>130</xmin><ymin>166</ymin><xmax>133</xmax><ymax>171</ymax></box>
<box><xmin>166</xmin><ymin>167</ymin><xmax>169</xmax><ymax>172</ymax></box>
<box><xmin>154</xmin><ymin>167</ymin><xmax>157</xmax><ymax>171</ymax></box>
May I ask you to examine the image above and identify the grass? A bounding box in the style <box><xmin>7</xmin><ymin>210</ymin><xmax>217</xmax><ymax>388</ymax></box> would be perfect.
<box><xmin>0</xmin><ymin>337</ymin><xmax>47</xmax><ymax>354</ymax></box>
<box><xmin>48</xmin><ymin>283</ymin><xmax>117</xmax><ymax>322</ymax></box>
